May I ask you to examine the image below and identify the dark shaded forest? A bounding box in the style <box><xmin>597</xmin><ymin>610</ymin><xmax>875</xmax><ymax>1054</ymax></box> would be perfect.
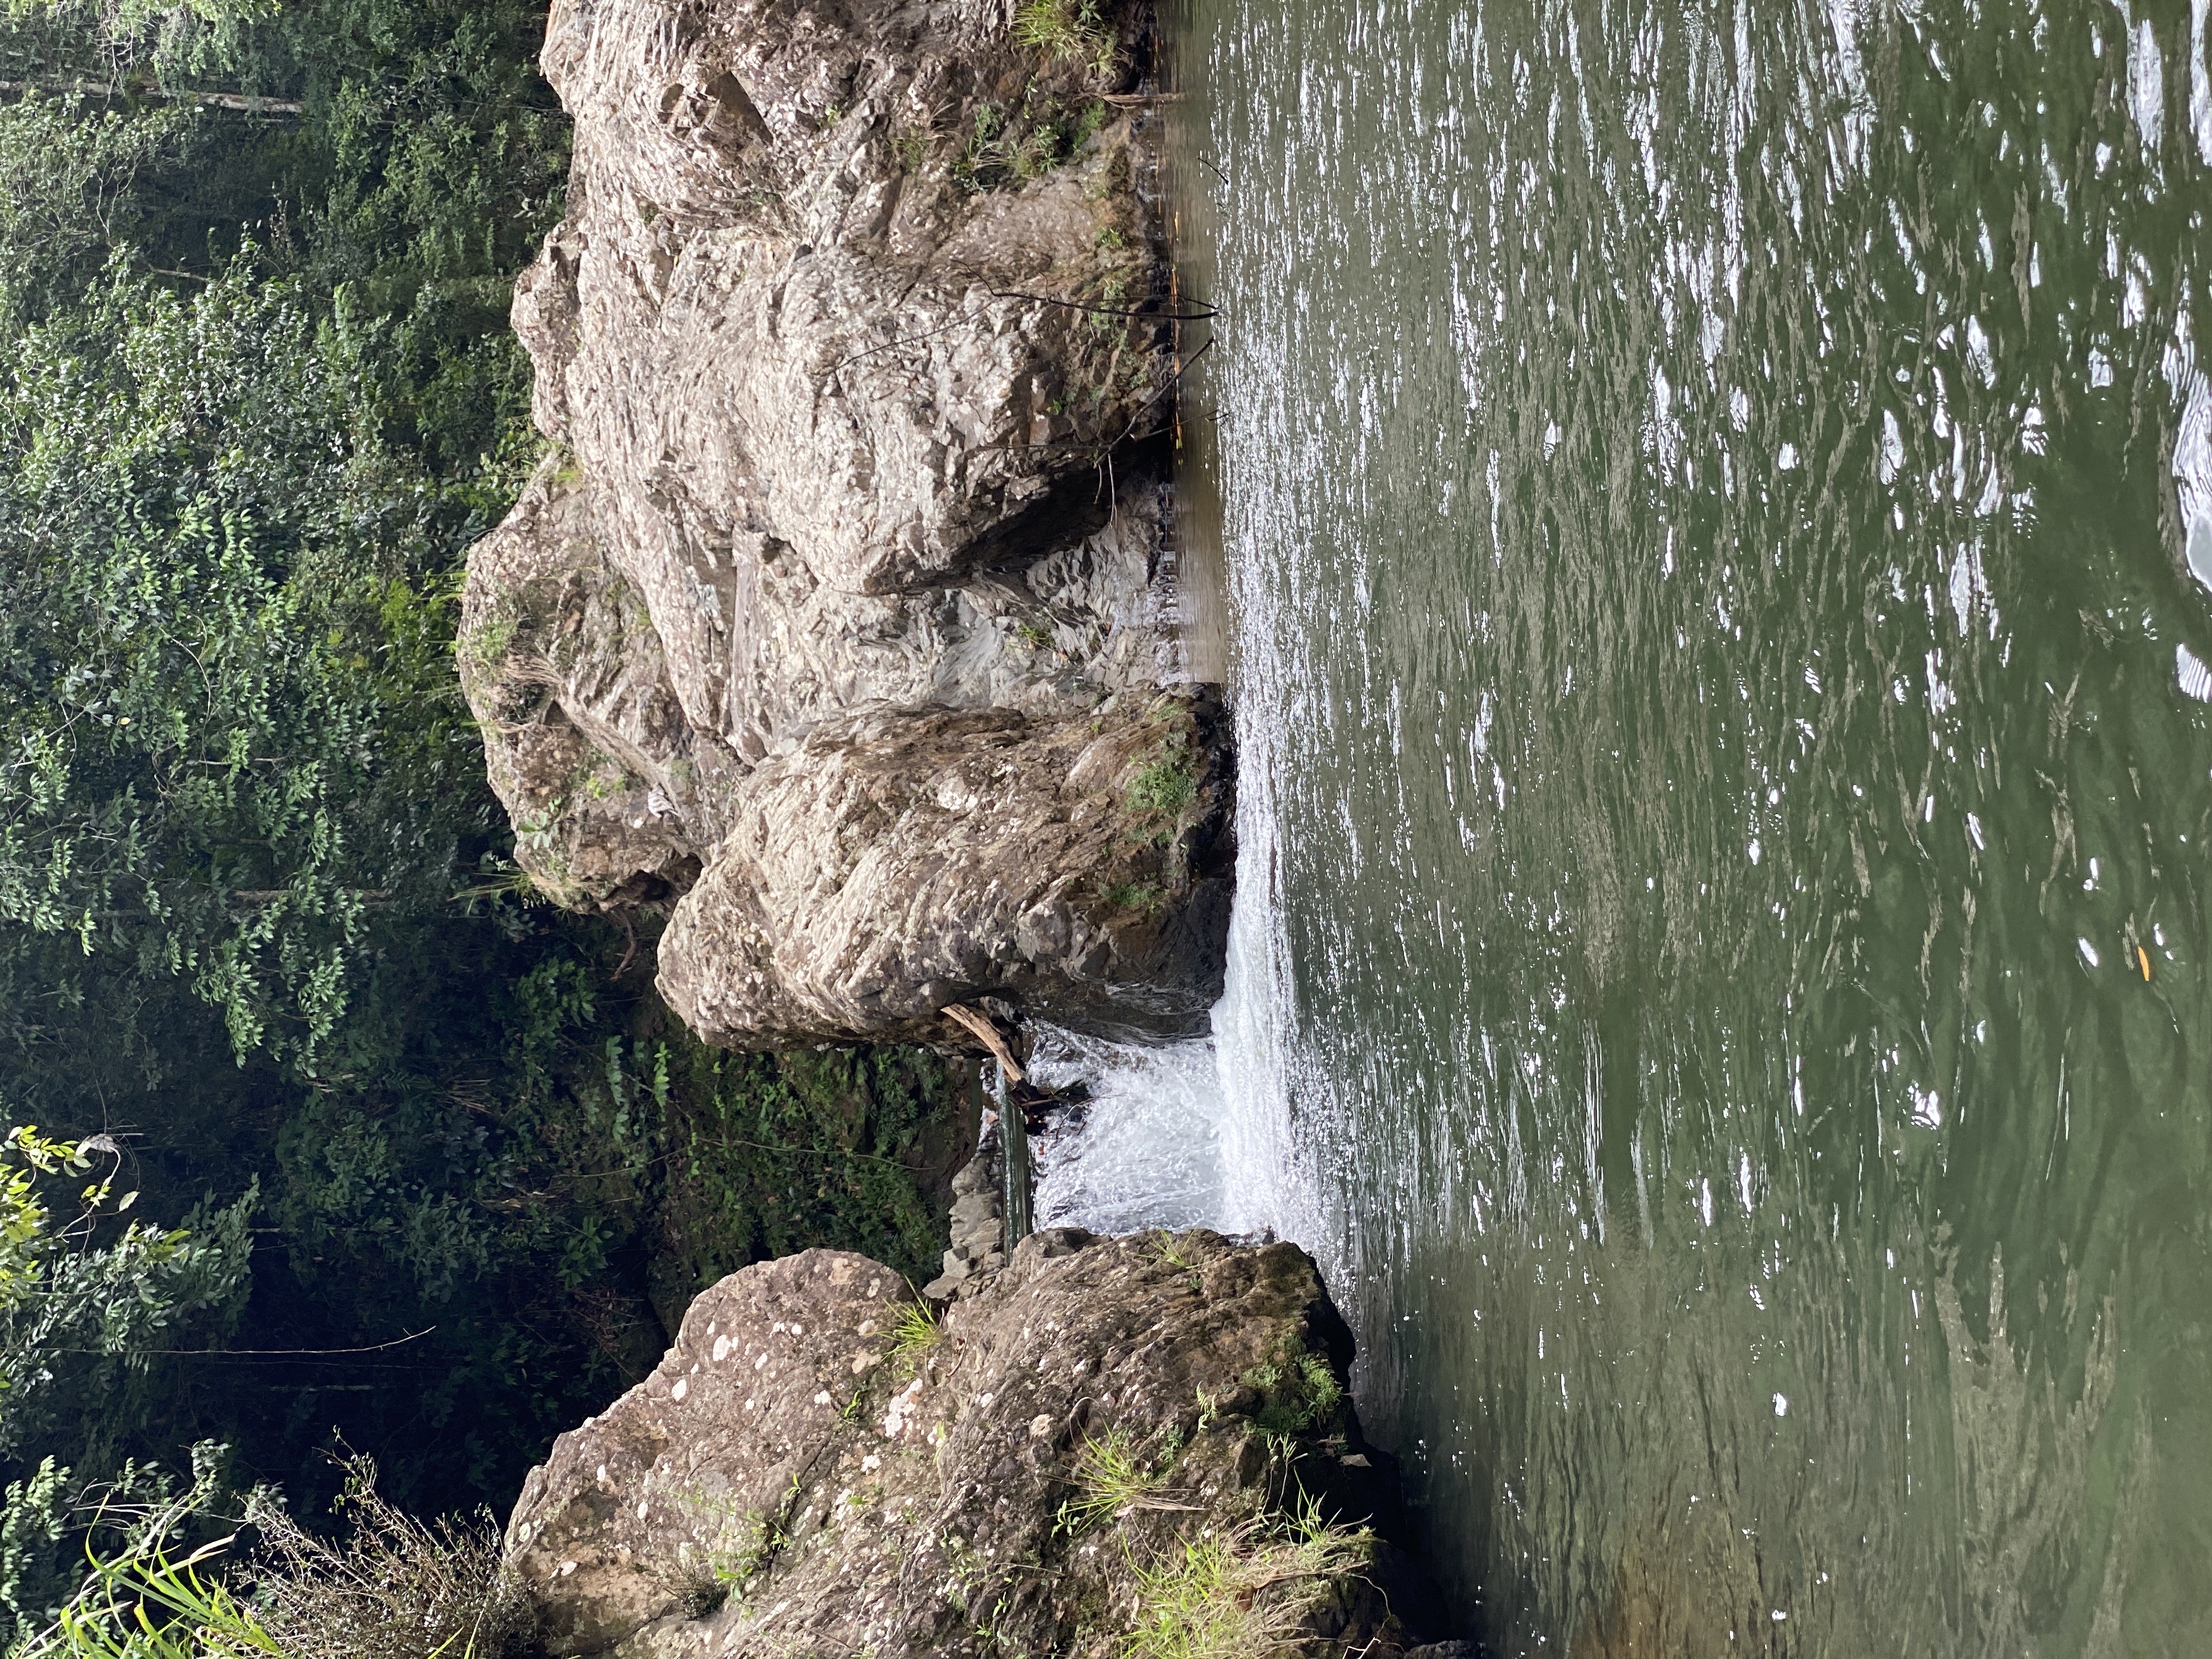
<box><xmin>0</xmin><ymin>3</ymin><xmax>965</xmax><ymax>1640</ymax></box>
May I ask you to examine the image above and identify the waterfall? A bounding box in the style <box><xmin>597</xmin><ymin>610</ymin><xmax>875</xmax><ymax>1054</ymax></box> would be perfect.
<box><xmin>1027</xmin><ymin>1024</ymin><xmax>1229</xmax><ymax>1234</ymax></box>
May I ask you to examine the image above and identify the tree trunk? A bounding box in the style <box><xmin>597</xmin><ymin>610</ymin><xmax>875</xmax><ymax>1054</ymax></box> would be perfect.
<box><xmin>0</xmin><ymin>77</ymin><xmax>302</xmax><ymax>114</ymax></box>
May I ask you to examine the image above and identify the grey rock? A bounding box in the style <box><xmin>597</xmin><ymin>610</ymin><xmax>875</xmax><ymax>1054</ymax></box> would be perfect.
<box><xmin>950</xmin><ymin>1160</ymin><xmax>990</xmax><ymax>1198</ymax></box>
<box><xmin>949</xmin><ymin>1191</ymin><xmax>996</xmax><ymax>1228</ymax></box>
<box><xmin>505</xmin><ymin>1234</ymin><xmax>1452</xmax><ymax>1657</ymax></box>
<box><xmin>459</xmin><ymin>0</ymin><xmax>1234</xmax><ymax>1049</ymax></box>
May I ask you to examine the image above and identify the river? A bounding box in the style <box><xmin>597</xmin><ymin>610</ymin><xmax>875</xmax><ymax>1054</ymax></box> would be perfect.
<box><xmin>1050</xmin><ymin>0</ymin><xmax>2212</xmax><ymax>1650</ymax></box>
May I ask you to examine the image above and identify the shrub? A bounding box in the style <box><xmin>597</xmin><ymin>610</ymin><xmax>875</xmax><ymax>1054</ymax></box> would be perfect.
<box><xmin>244</xmin><ymin>1457</ymin><xmax>531</xmax><ymax>1659</ymax></box>
<box><xmin>15</xmin><ymin>1455</ymin><xmax>527</xmax><ymax>1659</ymax></box>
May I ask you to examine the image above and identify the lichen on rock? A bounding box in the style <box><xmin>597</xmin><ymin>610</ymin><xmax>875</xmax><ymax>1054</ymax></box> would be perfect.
<box><xmin>504</xmin><ymin>1231</ymin><xmax>1455</xmax><ymax>1657</ymax></box>
<box><xmin>459</xmin><ymin>0</ymin><xmax>1232</xmax><ymax>1048</ymax></box>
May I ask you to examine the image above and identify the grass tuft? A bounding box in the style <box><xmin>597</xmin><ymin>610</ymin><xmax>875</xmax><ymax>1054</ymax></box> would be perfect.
<box><xmin>888</xmin><ymin>1295</ymin><xmax>943</xmax><ymax>1372</ymax></box>
<box><xmin>17</xmin><ymin>1454</ymin><xmax>527</xmax><ymax>1659</ymax></box>
<box><xmin>1123</xmin><ymin>1502</ymin><xmax>1375</xmax><ymax>1659</ymax></box>
<box><xmin>1012</xmin><ymin>0</ymin><xmax>1120</xmax><ymax>76</ymax></box>
<box><xmin>1055</xmin><ymin>1428</ymin><xmax>1190</xmax><ymax>1534</ymax></box>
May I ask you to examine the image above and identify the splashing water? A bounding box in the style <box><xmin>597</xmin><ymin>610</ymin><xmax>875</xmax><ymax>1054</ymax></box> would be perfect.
<box><xmin>1028</xmin><ymin>1025</ymin><xmax>1230</xmax><ymax>1235</ymax></box>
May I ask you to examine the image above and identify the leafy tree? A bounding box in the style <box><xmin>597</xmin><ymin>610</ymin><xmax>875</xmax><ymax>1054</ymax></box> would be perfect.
<box><xmin>0</xmin><ymin>97</ymin><xmax>196</xmax><ymax>325</ymax></box>
<box><xmin>0</xmin><ymin>2</ymin><xmax>962</xmax><ymax>1633</ymax></box>
<box><xmin>0</xmin><ymin>261</ymin><xmax>502</xmax><ymax>1068</ymax></box>
<box><xmin>0</xmin><ymin>1132</ymin><xmax>252</xmax><ymax>1477</ymax></box>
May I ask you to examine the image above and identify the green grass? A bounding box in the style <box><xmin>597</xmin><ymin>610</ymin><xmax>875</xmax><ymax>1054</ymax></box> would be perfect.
<box><xmin>660</xmin><ymin>1469</ymin><xmax>808</xmax><ymax>1616</ymax></box>
<box><xmin>18</xmin><ymin>1455</ymin><xmax>527</xmax><ymax>1659</ymax></box>
<box><xmin>1126</xmin><ymin>749</ymin><xmax>1198</xmax><ymax>819</ymax></box>
<box><xmin>30</xmin><ymin>1547</ymin><xmax>283</xmax><ymax>1659</ymax></box>
<box><xmin>458</xmin><ymin>608</ymin><xmax>518</xmax><ymax>685</ymax></box>
<box><xmin>951</xmin><ymin>91</ymin><xmax>1109</xmax><ymax>193</ymax></box>
<box><xmin>452</xmin><ymin>857</ymin><xmax>550</xmax><ymax>910</ymax></box>
<box><xmin>1145</xmin><ymin>1229</ymin><xmax>1190</xmax><ymax>1267</ymax></box>
<box><xmin>1121</xmin><ymin>1504</ymin><xmax>1375</xmax><ymax>1659</ymax></box>
<box><xmin>1013</xmin><ymin>0</ymin><xmax>1120</xmax><ymax>76</ymax></box>
<box><xmin>1055</xmin><ymin>1428</ymin><xmax>1187</xmax><ymax>1534</ymax></box>
<box><xmin>1103</xmin><ymin>880</ymin><xmax>1164</xmax><ymax>913</ymax></box>
<box><xmin>888</xmin><ymin>1295</ymin><xmax>943</xmax><ymax>1372</ymax></box>
<box><xmin>891</xmin><ymin>126</ymin><xmax>931</xmax><ymax>172</ymax></box>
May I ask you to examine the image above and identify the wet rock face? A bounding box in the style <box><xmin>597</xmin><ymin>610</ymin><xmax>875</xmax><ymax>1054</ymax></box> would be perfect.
<box><xmin>505</xmin><ymin>1233</ymin><xmax>1451</xmax><ymax>1658</ymax></box>
<box><xmin>460</xmin><ymin>0</ymin><xmax>1232</xmax><ymax>1047</ymax></box>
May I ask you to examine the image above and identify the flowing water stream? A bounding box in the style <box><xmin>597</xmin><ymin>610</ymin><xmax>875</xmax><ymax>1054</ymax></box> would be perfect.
<box><xmin>1048</xmin><ymin>0</ymin><xmax>2212</xmax><ymax>1649</ymax></box>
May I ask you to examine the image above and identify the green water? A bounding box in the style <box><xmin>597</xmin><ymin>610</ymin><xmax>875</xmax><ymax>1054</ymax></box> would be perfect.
<box><xmin>1177</xmin><ymin>0</ymin><xmax>2212</xmax><ymax>1649</ymax></box>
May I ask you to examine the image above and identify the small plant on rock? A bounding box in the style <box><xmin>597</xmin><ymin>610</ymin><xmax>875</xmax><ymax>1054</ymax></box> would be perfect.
<box><xmin>1242</xmin><ymin>1347</ymin><xmax>1345</xmax><ymax>1436</ymax></box>
<box><xmin>889</xmin><ymin>1295</ymin><xmax>943</xmax><ymax>1372</ymax></box>
<box><xmin>1124</xmin><ymin>721</ymin><xmax>1201</xmax><ymax>826</ymax></box>
<box><xmin>1012</xmin><ymin>0</ymin><xmax>1120</xmax><ymax>77</ymax></box>
<box><xmin>1122</xmin><ymin>1500</ymin><xmax>1375</xmax><ymax>1659</ymax></box>
<box><xmin>659</xmin><ymin>1482</ymin><xmax>797</xmax><ymax>1617</ymax></box>
<box><xmin>1055</xmin><ymin>1429</ymin><xmax>1194</xmax><ymax>1534</ymax></box>
<box><xmin>1103</xmin><ymin>880</ymin><xmax>1164</xmax><ymax>914</ymax></box>
<box><xmin>1146</xmin><ymin>1230</ymin><xmax>1190</xmax><ymax>1268</ymax></box>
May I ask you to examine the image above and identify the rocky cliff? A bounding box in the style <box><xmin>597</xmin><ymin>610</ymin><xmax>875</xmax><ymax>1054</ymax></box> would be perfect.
<box><xmin>504</xmin><ymin>1231</ymin><xmax>1466</xmax><ymax>1657</ymax></box>
<box><xmin>458</xmin><ymin>0</ymin><xmax>1232</xmax><ymax>1050</ymax></box>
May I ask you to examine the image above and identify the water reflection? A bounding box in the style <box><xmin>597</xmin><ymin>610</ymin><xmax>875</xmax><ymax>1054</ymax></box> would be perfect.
<box><xmin>1177</xmin><ymin>0</ymin><xmax>2212</xmax><ymax>1649</ymax></box>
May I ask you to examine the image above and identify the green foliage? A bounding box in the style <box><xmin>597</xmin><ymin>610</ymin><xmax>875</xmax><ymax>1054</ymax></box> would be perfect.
<box><xmin>1011</xmin><ymin>0</ymin><xmax>1119</xmax><ymax>78</ymax></box>
<box><xmin>0</xmin><ymin>1128</ymin><xmax>254</xmax><ymax>1467</ymax></box>
<box><xmin>1054</xmin><ymin>1429</ymin><xmax>1182</xmax><ymax>1536</ymax></box>
<box><xmin>950</xmin><ymin>88</ymin><xmax>1109</xmax><ymax>194</ymax></box>
<box><xmin>238</xmin><ymin>1453</ymin><xmax>529</xmax><ymax>1659</ymax></box>
<box><xmin>2</xmin><ymin>1437</ymin><xmax>255</xmax><ymax>1653</ymax></box>
<box><xmin>0</xmin><ymin>260</ymin><xmax>491</xmax><ymax>1066</ymax></box>
<box><xmin>887</xmin><ymin>1296</ymin><xmax>941</xmax><ymax>1372</ymax></box>
<box><xmin>1142</xmin><ymin>1229</ymin><xmax>1189</xmax><ymax>1268</ymax></box>
<box><xmin>651</xmin><ymin>1041</ymin><xmax>962</xmax><ymax>1308</ymax></box>
<box><xmin>1126</xmin><ymin>747</ymin><xmax>1198</xmax><ymax>819</ymax></box>
<box><xmin>1103</xmin><ymin>880</ymin><xmax>1163</xmax><ymax>913</ymax></box>
<box><xmin>0</xmin><ymin>9</ymin><xmax>580</xmax><ymax>1568</ymax></box>
<box><xmin>3</xmin><ymin>2</ymin><xmax>280</xmax><ymax>87</ymax></box>
<box><xmin>0</xmin><ymin>1</ymin><xmax>966</xmax><ymax>1629</ymax></box>
<box><xmin>1239</xmin><ymin>1349</ymin><xmax>1345</xmax><ymax>1437</ymax></box>
<box><xmin>0</xmin><ymin>1460</ymin><xmax>70</xmax><ymax>1629</ymax></box>
<box><xmin>0</xmin><ymin>98</ymin><xmax>199</xmax><ymax>328</ymax></box>
<box><xmin>38</xmin><ymin>1549</ymin><xmax>283</xmax><ymax>1659</ymax></box>
<box><xmin>1121</xmin><ymin>1500</ymin><xmax>1375</xmax><ymax>1659</ymax></box>
<box><xmin>8</xmin><ymin>1451</ymin><xmax>524</xmax><ymax>1659</ymax></box>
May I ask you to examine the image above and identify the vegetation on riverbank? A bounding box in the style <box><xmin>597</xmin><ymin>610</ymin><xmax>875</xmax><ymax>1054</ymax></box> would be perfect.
<box><xmin>0</xmin><ymin>4</ymin><xmax>964</xmax><ymax>1647</ymax></box>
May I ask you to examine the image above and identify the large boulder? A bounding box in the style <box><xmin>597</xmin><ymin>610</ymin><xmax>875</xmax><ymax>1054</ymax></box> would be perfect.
<box><xmin>459</xmin><ymin>0</ymin><xmax>1232</xmax><ymax>1047</ymax></box>
<box><xmin>504</xmin><ymin>1232</ymin><xmax>1454</xmax><ymax>1657</ymax></box>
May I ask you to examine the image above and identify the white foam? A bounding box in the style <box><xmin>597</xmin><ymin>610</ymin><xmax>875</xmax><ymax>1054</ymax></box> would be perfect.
<box><xmin>1029</xmin><ymin>1025</ymin><xmax>1232</xmax><ymax>1234</ymax></box>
